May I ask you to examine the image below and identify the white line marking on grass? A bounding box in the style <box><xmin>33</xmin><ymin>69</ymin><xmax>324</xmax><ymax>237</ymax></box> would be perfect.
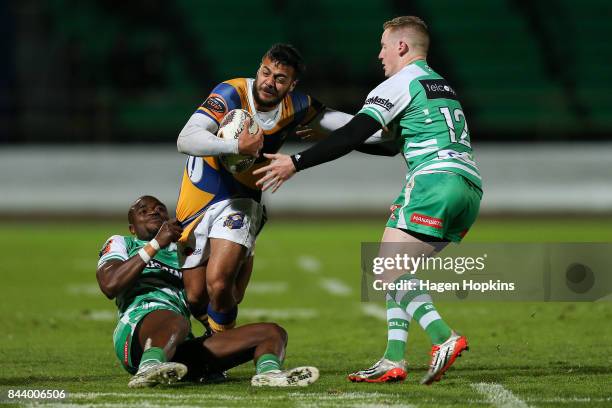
<box><xmin>297</xmin><ymin>255</ymin><xmax>321</xmax><ymax>273</ymax></box>
<box><xmin>319</xmin><ymin>278</ymin><xmax>352</xmax><ymax>296</ymax></box>
<box><xmin>81</xmin><ymin>310</ymin><xmax>116</xmax><ymax>321</ymax></box>
<box><xmin>66</xmin><ymin>283</ymin><xmax>101</xmax><ymax>296</ymax></box>
<box><xmin>247</xmin><ymin>281</ymin><xmax>288</xmax><ymax>294</ymax></box>
<box><xmin>360</xmin><ymin>303</ymin><xmax>387</xmax><ymax>320</ymax></box>
<box><xmin>68</xmin><ymin>392</ymin><xmax>414</xmax><ymax>408</ymax></box>
<box><xmin>472</xmin><ymin>382</ymin><xmax>530</xmax><ymax>408</ymax></box>
<box><xmin>240</xmin><ymin>308</ymin><xmax>318</xmax><ymax>320</ymax></box>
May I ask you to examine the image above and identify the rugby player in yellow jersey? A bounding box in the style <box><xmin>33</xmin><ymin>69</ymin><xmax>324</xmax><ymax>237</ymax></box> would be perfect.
<box><xmin>175</xmin><ymin>44</ymin><xmax>384</xmax><ymax>334</ymax></box>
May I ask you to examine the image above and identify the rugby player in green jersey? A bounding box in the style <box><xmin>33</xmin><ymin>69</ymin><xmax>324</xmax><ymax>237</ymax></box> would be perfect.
<box><xmin>255</xmin><ymin>16</ymin><xmax>482</xmax><ymax>385</ymax></box>
<box><xmin>96</xmin><ymin>195</ymin><xmax>319</xmax><ymax>388</ymax></box>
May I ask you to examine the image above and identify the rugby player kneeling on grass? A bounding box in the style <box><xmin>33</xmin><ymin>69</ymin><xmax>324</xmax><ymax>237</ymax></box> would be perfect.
<box><xmin>96</xmin><ymin>195</ymin><xmax>319</xmax><ymax>388</ymax></box>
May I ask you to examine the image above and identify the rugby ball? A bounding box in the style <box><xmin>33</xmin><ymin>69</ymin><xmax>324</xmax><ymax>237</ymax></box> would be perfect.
<box><xmin>217</xmin><ymin>109</ymin><xmax>260</xmax><ymax>174</ymax></box>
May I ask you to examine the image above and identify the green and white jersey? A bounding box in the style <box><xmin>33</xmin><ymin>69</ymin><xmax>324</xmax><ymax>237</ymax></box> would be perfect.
<box><xmin>98</xmin><ymin>235</ymin><xmax>185</xmax><ymax>315</ymax></box>
<box><xmin>359</xmin><ymin>60</ymin><xmax>482</xmax><ymax>190</ymax></box>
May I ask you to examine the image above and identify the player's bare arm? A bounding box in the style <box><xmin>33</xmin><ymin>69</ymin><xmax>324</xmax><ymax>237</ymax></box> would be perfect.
<box><xmin>96</xmin><ymin>197</ymin><xmax>183</xmax><ymax>298</ymax></box>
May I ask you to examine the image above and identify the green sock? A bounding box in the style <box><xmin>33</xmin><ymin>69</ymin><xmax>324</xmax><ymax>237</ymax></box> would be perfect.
<box><xmin>382</xmin><ymin>294</ymin><xmax>410</xmax><ymax>362</ymax></box>
<box><xmin>139</xmin><ymin>347</ymin><xmax>166</xmax><ymax>368</ymax></box>
<box><xmin>395</xmin><ymin>274</ymin><xmax>452</xmax><ymax>345</ymax></box>
<box><xmin>255</xmin><ymin>353</ymin><xmax>282</xmax><ymax>374</ymax></box>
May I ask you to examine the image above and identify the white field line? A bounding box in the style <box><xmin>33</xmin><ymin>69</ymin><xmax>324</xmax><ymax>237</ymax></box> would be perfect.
<box><xmin>66</xmin><ymin>391</ymin><xmax>406</xmax><ymax>403</ymax></box>
<box><xmin>319</xmin><ymin>278</ymin><xmax>352</xmax><ymax>296</ymax></box>
<box><xmin>296</xmin><ymin>255</ymin><xmax>321</xmax><ymax>273</ymax></box>
<box><xmin>360</xmin><ymin>303</ymin><xmax>387</xmax><ymax>320</ymax></box>
<box><xmin>471</xmin><ymin>382</ymin><xmax>529</xmax><ymax>408</ymax></box>
<box><xmin>37</xmin><ymin>391</ymin><xmax>608</xmax><ymax>407</ymax></box>
<box><xmin>247</xmin><ymin>281</ymin><xmax>288</xmax><ymax>294</ymax></box>
<box><xmin>81</xmin><ymin>310</ymin><xmax>116</xmax><ymax>321</ymax></box>
<box><xmin>240</xmin><ymin>308</ymin><xmax>318</xmax><ymax>320</ymax></box>
<box><xmin>66</xmin><ymin>283</ymin><xmax>101</xmax><ymax>296</ymax></box>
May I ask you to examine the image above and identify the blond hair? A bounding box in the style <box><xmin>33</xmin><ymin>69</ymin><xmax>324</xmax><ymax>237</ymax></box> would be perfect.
<box><xmin>383</xmin><ymin>16</ymin><xmax>429</xmax><ymax>52</ymax></box>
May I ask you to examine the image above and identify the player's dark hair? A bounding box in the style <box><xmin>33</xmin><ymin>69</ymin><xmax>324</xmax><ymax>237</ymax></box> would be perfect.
<box><xmin>263</xmin><ymin>43</ymin><xmax>306</xmax><ymax>79</ymax></box>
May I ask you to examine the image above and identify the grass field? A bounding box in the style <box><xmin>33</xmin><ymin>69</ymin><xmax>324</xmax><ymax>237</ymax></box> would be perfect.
<box><xmin>1</xmin><ymin>218</ymin><xmax>612</xmax><ymax>407</ymax></box>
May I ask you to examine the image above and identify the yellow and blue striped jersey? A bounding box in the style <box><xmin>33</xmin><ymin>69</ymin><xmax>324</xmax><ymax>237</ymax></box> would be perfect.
<box><xmin>176</xmin><ymin>78</ymin><xmax>323</xmax><ymax>239</ymax></box>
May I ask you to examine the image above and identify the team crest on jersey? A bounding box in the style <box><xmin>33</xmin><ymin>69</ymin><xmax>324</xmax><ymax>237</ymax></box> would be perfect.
<box><xmin>99</xmin><ymin>239</ymin><xmax>113</xmax><ymax>257</ymax></box>
<box><xmin>224</xmin><ymin>212</ymin><xmax>245</xmax><ymax>230</ymax></box>
<box><xmin>202</xmin><ymin>94</ymin><xmax>226</xmax><ymax>113</ymax></box>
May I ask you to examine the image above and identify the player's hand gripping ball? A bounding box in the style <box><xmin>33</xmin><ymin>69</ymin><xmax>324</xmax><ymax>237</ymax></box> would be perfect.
<box><xmin>217</xmin><ymin>109</ymin><xmax>261</xmax><ymax>173</ymax></box>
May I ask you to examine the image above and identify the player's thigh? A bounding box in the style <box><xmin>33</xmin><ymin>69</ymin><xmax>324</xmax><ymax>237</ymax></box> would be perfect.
<box><xmin>206</xmin><ymin>238</ymin><xmax>248</xmax><ymax>288</ymax></box>
<box><xmin>182</xmin><ymin>264</ymin><xmax>208</xmax><ymax>304</ymax></box>
<box><xmin>378</xmin><ymin>227</ymin><xmax>441</xmax><ymax>284</ymax></box>
<box><xmin>234</xmin><ymin>254</ymin><xmax>254</xmax><ymax>304</ymax></box>
<box><xmin>137</xmin><ymin>309</ymin><xmax>190</xmax><ymax>349</ymax></box>
<box><xmin>113</xmin><ymin>305</ymin><xmax>189</xmax><ymax>374</ymax></box>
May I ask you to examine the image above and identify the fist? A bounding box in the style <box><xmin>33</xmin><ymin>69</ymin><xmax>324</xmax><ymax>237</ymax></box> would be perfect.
<box><xmin>154</xmin><ymin>218</ymin><xmax>183</xmax><ymax>248</ymax></box>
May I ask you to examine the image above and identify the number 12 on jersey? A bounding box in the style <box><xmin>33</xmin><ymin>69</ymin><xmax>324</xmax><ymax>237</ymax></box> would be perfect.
<box><xmin>439</xmin><ymin>107</ymin><xmax>471</xmax><ymax>147</ymax></box>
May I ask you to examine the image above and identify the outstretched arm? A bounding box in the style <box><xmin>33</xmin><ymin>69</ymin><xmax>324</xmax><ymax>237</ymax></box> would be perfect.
<box><xmin>355</xmin><ymin>139</ymin><xmax>400</xmax><ymax>156</ymax></box>
<box><xmin>303</xmin><ymin>108</ymin><xmax>387</xmax><ymax>147</ymax></box>
<box><xmin>253</xmin><ymin>113</ymin><xmax>381</xmax><ymax>192</ymax></box>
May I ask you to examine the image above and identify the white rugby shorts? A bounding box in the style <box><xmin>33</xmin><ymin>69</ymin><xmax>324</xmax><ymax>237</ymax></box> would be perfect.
<box><xmin>178</xmin><ymin>198</ymin><xmax>264</xmax><ymax>269</ymax></box>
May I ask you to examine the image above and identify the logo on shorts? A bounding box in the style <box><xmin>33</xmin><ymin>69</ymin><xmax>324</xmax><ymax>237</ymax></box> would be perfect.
<box><xmin>124</xmin><ymin>334</ymin><xmax>130</xmax><ymax>366</ymax></box>
<box><xmin>224</xmin><ymin>212</ymin><xmax>245</xmax><ymax>229</ymax></box>
<box><xmin>410</xmin><ymin>213</ymin><xmax>444</xmax><ymax>229</ymax></box>
<box><xmin>389</xmin><ymin>204</ymin><xmax>401</xmax><ymax>220</ymax></box>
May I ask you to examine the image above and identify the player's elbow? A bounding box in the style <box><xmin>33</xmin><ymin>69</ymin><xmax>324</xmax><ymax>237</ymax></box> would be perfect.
<box><xmin>96</xmin><ymin>273</ymin><xmax>119</xmax><ymax>299</ymax></box>
<box><xmin>176</xmin><ymin>133</ymin><xmax>189</xmax><ymax>154</ymax></box>
<box><xmin>99</xmin><ymin>282</ymin><xmax>118</xmax><ymax>299</ymax></box>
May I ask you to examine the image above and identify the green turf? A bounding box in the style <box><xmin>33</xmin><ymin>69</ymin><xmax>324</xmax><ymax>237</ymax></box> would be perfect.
<box><xmin>1</xmin><ymin>219</ymin><xmax>611</xmax><ymax>407</ymax></box>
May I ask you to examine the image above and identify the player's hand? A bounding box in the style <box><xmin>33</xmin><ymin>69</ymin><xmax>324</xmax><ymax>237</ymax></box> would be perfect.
<box><xmin>253</xmin><ymin>153</ymin><xmax>296</xmax><ymax>193</ymax></box>
<box><xmin>238</xmin><ymin>118</ymin><xmax>264</xmax><ymax>157</ymax></box>
<box><xmin>154</xmin><ymin>218</ymin><xmax>183</xmax><ymax>248</ymax></box>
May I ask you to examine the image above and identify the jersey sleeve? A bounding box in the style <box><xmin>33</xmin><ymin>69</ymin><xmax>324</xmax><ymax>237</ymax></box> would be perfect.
<box><xmin>195</xmin><ymin>82</ymin><xmax>243</xmax><ymax>125</ymax></box>
<box><xmin>97</xmin><ymin>235</ymin><xmax>129</xmax><ymax>268</ymax></box>
<box><xmin>290</xmin><ymin>91</ymin><xmax>325</xmax><ymax>126</ymax></box>
<box><xmin>302</xmin><ymin>96</ymin><xmax>325</xmax><ymax>125</ymax></box>
<box><xmin>358</xmin><ymin>75</ymin><xmax>412</xmax><ymax>127</ymax></box>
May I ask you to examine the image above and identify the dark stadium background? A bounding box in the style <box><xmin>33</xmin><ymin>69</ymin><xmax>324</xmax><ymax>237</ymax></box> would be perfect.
<box><xmin>1</xmin><ymin>0</ymin><xmax>610</xmax><ymax>145</ymax></box>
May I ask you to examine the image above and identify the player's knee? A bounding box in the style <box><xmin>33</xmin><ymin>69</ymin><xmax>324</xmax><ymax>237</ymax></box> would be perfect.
<box><xmin>185</xmin><ymin>288</ymin><xmax>207</xmax><ymax>308</ymax></box>
<box><xmin>267</xmin><ymin>323</ymin><xmax>288</xmax><ymax>346</ymax></box>
<box><xmin>207</xmin><ymin>277</ymin><xmax>232</xmax><ymax>300</ymax></box>
<box><xmin>168</xmin><ymin>316</ymin><xmax>190</xmax><ymax>339</ymax></box>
